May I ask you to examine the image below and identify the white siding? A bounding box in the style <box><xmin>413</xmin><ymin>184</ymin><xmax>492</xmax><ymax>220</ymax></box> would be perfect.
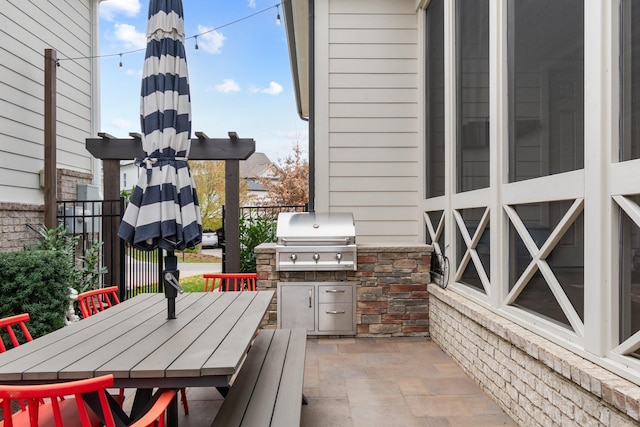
<box><xmin>319</xmin><ymin>0</ymin><xmax>420</xmax><ymax>242</ymax></box>
<box><xmin>0</xmin><ymin>0</ymin><xmax>97</xmax><ymax>204</ymax></box>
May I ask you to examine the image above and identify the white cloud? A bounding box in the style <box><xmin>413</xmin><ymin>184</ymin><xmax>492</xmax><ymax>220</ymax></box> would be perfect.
<box><xmin>197</xmin><ymin>25</ymin><xmax>226</xmax><ymax>54</ymax></box>
<box><xmin>100</xmin><ymin>0</ymin><xmax>142</xmax><ymax>22</ymax></box>
<box><xmin>248</xmin><ymin>0</ymin><xmax>257</xmax><ymax>8</ymax></box>
<box><xmin>261</xmin><ymin>81</ymin><xmax>283</xmax><ymax>95</ymax></box>
<box><xmin>111</xmin><ymin>118</ymin><xmax>134</xmax><ymax>129</ymax></box>
<box><xmin>113</xmin><ymin>23</ymin><xmax>147</xmax><ymax>49</ymax></box>
<box><xmin>215</xmin><ymin>79</ymin><xmax>241</xmax><ymax>93</ymax></box>
<box><xmin>125</xmin><ymin>68</ymin><xmax>142</xmax><ymax>77</ymax></box>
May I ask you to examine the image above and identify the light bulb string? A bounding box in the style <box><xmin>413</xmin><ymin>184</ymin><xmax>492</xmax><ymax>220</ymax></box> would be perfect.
<box><xmin>57</xmin><ymin>1</ymin><xmax>285</xmax><ymax>64</ymax></box>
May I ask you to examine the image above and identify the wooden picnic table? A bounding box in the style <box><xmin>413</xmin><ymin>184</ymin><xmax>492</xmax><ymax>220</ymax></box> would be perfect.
<box><xmin>0</xmin><ymin>291</ymin><xmax>274</xmax><ymax>426</ymax></box>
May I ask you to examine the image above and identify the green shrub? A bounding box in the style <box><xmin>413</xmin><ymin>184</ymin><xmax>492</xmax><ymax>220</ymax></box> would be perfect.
<box><xmin>0</xmin><ymin>250</ymin><xmax>71</xmax><ymax>339</ymax></box>
<box><xmin>239</xmin><ymin>214</ymin><xmax>277</xmax><ymax>272</ymax></box>
<box><xmin>29</xmin><ymin>224</ymin><xmax>107</xmax><ymax>293</ymax></box>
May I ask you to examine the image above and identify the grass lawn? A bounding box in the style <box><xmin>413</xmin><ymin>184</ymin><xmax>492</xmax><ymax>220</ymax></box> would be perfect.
<box><xmin>180</xmin><ymin>275</ymin><xmax>207</xmax><ymax>292</ymax></box>
<box><xmin>175</xmin><ymin>251</ymin><xmax>221</xmax><ymax>264</ymax></box>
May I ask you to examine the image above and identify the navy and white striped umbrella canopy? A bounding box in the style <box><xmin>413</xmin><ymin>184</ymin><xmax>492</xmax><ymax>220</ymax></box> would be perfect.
<box><xmin>118</xmin><ymin>0</ymin><xmax>201</xmax><ymax>251</ymax></box>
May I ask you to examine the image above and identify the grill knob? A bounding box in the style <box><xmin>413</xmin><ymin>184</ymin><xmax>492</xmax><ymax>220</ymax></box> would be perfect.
<box><xmin>313</xmin><ymin>253</ymin><xmax>320</xmax><ymax>263</ymax></box>
<box><xmin>336</xmin><ymin>253</ymin><xmax>342</xmax><ymax>263</ymax></box>
<box><xmin>290</xmin><ymin>253</ymin><xmax>297</xmax><ymax>264</ymax></box>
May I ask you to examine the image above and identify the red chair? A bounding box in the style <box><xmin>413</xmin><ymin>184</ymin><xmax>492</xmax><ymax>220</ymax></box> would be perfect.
<box><xmin>0</xmin><ymin>374</ymin><xmax>175</xmax><ymax>427</ymax></box>
<box><xmin>0</xmin><ymin>313</ymin><xmax>33</xmax><ymax>353</ymax></box>
<box><xmin>77</xmin><ymin>286</ymin><xmax>121</xmax><ymax>319</ymax></box>
<box><xmin>77</xmin><ymin>286</ymin><xmax>189</xmax><ymax>415</ymax></box>
<box><xmin>203</xmin><ymin>273</ymin><xmax>257</xmax><ymax>292</ymax></box>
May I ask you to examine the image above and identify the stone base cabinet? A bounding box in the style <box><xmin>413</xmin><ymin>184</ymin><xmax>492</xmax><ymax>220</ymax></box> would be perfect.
<box><xmin>255</xmin><ymin>242</ymin><xmax>433</xmax><ymax>337</ymax></box>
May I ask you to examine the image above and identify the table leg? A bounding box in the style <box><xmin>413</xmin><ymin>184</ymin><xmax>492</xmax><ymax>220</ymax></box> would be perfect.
<box><xmin>83</xmin><ymin>391</ymin><xmax>130</xmax><ymax>427</ymax></box>
<box><xmin>167</xmin><ymin>392</ymin><xmax>179</xmax><ymax>427</ymax></box>
<box><xmin>130</xmin><ymin>388</ymin><xmax>153</xmax><ymax>419</ymax></box>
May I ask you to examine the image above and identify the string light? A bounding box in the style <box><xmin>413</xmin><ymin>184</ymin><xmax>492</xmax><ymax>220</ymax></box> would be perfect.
<box><xmin>56</xmin><ymin>0</ymin><xmax>286</xmax><ymax>68</ymax></box>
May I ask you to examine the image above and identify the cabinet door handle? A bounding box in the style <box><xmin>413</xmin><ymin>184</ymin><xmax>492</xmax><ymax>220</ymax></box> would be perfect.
<box><xmin>325</xmin><ymin>289</ymin><xmax>345</xmax><ymax>293</ymax></box>
<box><xmin>308</xmin><ymin>289</ymin><xmax>312</xmax><ymax>308</ymax></box>
<box><xmin>325</xmin><ymin>310</ymin><xmax>346</xmax><ymax>314</ymax></box>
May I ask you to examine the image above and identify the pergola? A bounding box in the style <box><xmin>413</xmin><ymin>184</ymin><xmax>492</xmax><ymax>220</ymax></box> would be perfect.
<box><xmin>85</xmin><ymin>132</ymin><xmax>255</xmax><ymax>286</ymax></box>
<box><xmin>40</xmin><ymin>48</ymin><xmax>253</xmax><ymax>290</ymax></box>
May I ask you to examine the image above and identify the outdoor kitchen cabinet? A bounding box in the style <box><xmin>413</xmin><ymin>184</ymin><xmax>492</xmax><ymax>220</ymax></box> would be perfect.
<box><xmin>277</xmin><ymin>282</ymin><xmax>356</xmax><ymax>335</ymax></box>
<box><xmin>277</xmin><ymin>283</ymin><xmax>315</xmax><ymax>331</ymax></box>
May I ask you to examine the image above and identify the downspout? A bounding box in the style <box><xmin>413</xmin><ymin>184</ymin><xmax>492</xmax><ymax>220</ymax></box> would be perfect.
<box><xmin>308</xmin><ymin>0</ymin><xmax>315</xmax><ymax>212</ymax></box>
<box><xmin>91</xmin><ymin>0</ymin><xmax>104</xmax><ymax>190</ymax></box>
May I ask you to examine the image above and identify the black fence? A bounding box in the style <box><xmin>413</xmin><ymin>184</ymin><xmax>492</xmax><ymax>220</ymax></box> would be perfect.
<box><xmin>56</xmin><ymin>202</ymin><xmax>308</xmax><ymax>300</ymax></box>
<box><xmin>57</xmin><ymin>199</ymin><xmax>161</xmax><ymax>300</ymax></box>
<box><xmin>238</xmin><ymin>204</ymin><xmax>308</xmax><ymax>218</ymax></box>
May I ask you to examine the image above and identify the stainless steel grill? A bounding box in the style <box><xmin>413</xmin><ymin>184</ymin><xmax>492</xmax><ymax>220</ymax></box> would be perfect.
<box><xmin>275</xmin><ymin>212</ymin><xmax>357</xmax><ymax>271</ymax></box>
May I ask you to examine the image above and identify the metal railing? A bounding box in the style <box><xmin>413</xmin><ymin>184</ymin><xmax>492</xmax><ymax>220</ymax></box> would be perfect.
<box><xmin>238</xmin><ymin>204</ymin><xmax>308</xmax><ymax>218</ymax></box>
<box><xmin>57</xmin><ymin>199</ymin><xmax>161</xmax><ymax>300</ymax></box>
<box><xmin>56</xmin><ymin>202</ymin><xmax>308</xmax><ymax>299</ymax></box>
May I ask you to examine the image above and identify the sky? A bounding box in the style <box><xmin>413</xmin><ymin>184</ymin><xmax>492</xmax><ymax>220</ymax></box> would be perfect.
<box><xmin>98</xmin><ymin>0</ymin><xmax>308</xmax><ymax>164</ymax></box>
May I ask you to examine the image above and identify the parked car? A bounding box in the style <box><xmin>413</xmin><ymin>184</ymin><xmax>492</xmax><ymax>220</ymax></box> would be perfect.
<box><xmin>201</xmin><ymin>231</ymin><xmax>219</xmax><ymax>248</ymax></box>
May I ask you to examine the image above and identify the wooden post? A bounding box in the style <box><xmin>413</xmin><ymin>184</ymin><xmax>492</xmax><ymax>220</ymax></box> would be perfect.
<box><xmin>225</xmin><ymin>159</ymin><xmax>240</xmax><ymax>273</ymax></box>
<box><xmin>44</xmin><ymin>49</ymin><xmax>57</xmax><ymax>228</ymax></box>
<box><xmin>102</xmin><ymin>159</ymin><xmax>121</xmax><ymax>287</ymax></box>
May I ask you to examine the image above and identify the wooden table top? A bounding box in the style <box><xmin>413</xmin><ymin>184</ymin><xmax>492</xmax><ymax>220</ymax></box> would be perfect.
<box><xmin>0</xmin><ymin>291</ymin><xmax>274</xmax><ymax>389</ymax></box>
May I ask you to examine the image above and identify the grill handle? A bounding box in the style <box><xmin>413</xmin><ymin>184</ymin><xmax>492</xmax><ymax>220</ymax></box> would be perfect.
<box><xmin>280</xmin><ymin>237</ymin><xmax>352</xmax><ymax>245</ymax></box>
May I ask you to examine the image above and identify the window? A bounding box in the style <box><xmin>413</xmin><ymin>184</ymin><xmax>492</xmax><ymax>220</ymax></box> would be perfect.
<box><xmin>508</xmin><ymin>0</ymin><xmax>584</xmax><ymax>182</ymax></box>
<box><xmin>455</xmin><ymin>207</ymin><xmax>490</xmax><ymax>293</ymax></box>
<box><xmin>426</xmin><ymin>0</ymin><xmax>445</xmax><ymax>198</ymax></box>
<box><xmin>619</xmin><ymin>195</ymin><xmax>640</xmax><ymax>356</ymax></box>
<box><xmin>509</xmin><ymin>200</ymin><xmax>584</xmax><ymax>329</ymax></box>
<box><xmin>621</xmin><ymin>0</ymin><xmax>640</xmax><ymax>161</ymax></box>
<box><xmin>456</xmin><ymin>0</ymin><xmax>490</xmax><ymax>193</ymax></box>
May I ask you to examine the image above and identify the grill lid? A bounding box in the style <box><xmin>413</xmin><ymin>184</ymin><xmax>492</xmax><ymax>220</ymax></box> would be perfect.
<box><xmin>276</xmin><ymin>212</ymin><xmax>356</xmax><ymax>245</ymax></box>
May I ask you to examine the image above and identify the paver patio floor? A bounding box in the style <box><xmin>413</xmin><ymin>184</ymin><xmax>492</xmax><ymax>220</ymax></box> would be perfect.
<box><xmin>126</xmin><ymin>336</ymin><xmax>517</xmax><ymax>426</ymax></box>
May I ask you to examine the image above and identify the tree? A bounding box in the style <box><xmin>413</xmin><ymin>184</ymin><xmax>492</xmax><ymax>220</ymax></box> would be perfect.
<box><xmin>260</xmin><ymin>141</ymin><xmax>309</xmax><ymax>206</ymax></box>
<box><xmin>190</xmin><ymin>160</ymin><xmax>253</xmax><ymax>232</ymax></box>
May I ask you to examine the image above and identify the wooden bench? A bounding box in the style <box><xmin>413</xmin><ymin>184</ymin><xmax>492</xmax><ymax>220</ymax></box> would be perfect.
<box><xmin>211</xmin><ymin>328</ymin><xmax>307</xmax><ymax>427</ymax></box>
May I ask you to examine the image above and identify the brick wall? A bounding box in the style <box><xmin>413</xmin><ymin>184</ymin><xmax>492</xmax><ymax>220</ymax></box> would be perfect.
<box><xmin>58</xmin><ymin>168</ymin><xmax>93</xmax><ymax>201</ymax></box>
<box><xmin>0</xmin><ymin>202</ymin><xmax>45</xmax><ymax>251</ymax></box>
<box><xmin>0</xmin><ymin>169</ymin><xmax>93</xmax><ymax>252</ymax></box>
<box><xmin>429</xmin><ymin>284</ymin><xmax>640</xmax><ymax>426</ymax></box>
<box><xmin>255</xmin><ymin>243</ymin><xmax>432</xmax><ymax>337</ymax></box>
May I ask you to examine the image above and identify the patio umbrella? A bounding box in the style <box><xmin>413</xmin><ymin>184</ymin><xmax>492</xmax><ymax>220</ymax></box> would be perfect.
<box><xmin>118</xmin><ymin>0</ymin><xmax>201</xmax><ymax>318</ymax></box>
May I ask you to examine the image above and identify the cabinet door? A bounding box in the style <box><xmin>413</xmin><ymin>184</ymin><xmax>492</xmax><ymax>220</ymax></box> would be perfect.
<box><xmin>278</xmin><ymin>284</ymin><xmax>315</xmax><ymax>331</ymax></box>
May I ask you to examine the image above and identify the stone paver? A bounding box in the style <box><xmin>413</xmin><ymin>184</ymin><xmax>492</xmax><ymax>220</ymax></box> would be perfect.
<box><xmin>123</xmin><ymin>336</ymin><xmax>518</xmax><ymax>426</ymax></box>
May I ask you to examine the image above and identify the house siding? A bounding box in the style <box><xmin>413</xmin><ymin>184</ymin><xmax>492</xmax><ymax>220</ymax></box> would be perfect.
<box><xmin>0</xmin><ymin>0</ymin><xmax>96</xmax><ymax>206</ymax></box>
<box><xmin>320</xmin><ymin>0</ymin><xmax>421</xmax><ymax>243</ymax></box>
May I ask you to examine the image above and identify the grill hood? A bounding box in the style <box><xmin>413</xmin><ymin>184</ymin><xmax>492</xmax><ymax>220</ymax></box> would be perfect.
<box><xmin>276</xmin><ymin>212</ymin><xmax>356</xmax><ymax>245</ymax></box>
<box><xmin>275</xmin><ymin>212</ymin><xmax>356</xmax><ymax>271</ymax></box>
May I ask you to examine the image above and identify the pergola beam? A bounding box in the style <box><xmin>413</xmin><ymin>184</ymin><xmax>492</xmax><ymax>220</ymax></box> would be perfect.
<box><xmin>86</xmin><ymin>134</ymin><xmax>255</xmax><ymax>161</ymax></box>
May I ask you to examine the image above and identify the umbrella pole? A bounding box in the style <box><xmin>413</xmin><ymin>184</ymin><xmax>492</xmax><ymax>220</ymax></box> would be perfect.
<box><xmin>163</xmin><ymin>252</ymin><xmax>183</xmax><ymax>319</ymax></box>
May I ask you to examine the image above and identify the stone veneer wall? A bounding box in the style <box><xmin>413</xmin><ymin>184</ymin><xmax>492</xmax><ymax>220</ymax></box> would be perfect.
<box><xmin>0</xmin><ymin>169</ymin><xmax>92</xmax><ymax>252</ymax></box>
<box><xmin>429</xmin><ymin>284</ymin><xmax>640</xmax><ymax>426</ymax></box>
<box><xmin>254</xmin><ymin>243</ymin><xmax>432</xmax><ymax>337</ymax></box>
